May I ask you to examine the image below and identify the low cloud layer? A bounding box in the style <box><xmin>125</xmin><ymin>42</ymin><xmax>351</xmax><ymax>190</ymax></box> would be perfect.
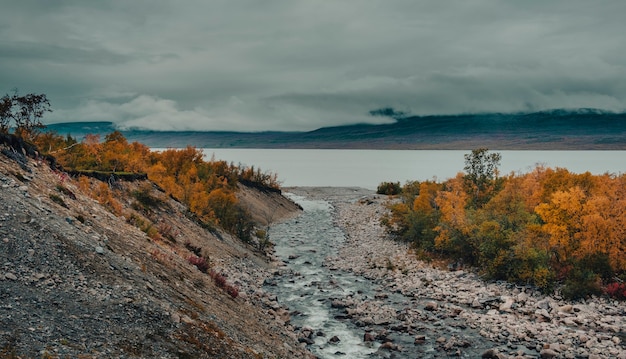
<box><xmin>2</xmin><ymin>1</ymin><xmax>625</xmax><ymax>131</ymax></box>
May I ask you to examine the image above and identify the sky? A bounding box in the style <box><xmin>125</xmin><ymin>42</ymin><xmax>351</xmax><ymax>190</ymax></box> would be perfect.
<box><xmin>1</xmin><ymin>1</ymin><xmax>625</xmax><ymax>132</ymax></box>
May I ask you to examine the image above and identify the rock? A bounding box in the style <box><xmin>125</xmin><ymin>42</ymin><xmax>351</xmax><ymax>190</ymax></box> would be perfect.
<box><xmin>536</xmin><ymin>299</ymin><xmax>552</xmax><ymax>310</ymax></box>
<box><xmin>579</xmin><ymin>334</ymin><xmax>589</xmax><ymax>343</ymax></box>
<box><xmin>482</xmin><ymin>348</ymin><xmax>499</xmax><ymax>358</ymax></box>
<box><xmin>558</xmin><ymin>304</ymin><xmax>573</xmax><ymax>313</ymax></box>
<box><xmin>331</xmin><ymin>299</ymin><xmax>346</xmax><ymax>308</ymax></box>
<box><xmin>540</xmin><ymin>348</ymin><xmax>559</xmax><ymax>358</ymax></box>
<box><xmin>95</xmin><ymin>246</ymin><xmax>104</xmax><ymax>254</ymax></box>
<box><xmin>414</xmin><ymin>335</ymin><xmax>426</xmax><ymax>345</ymax></box>
<box><xmin>375</xmin><ymin>330</ymin><xmax>389</xmax><ymax>341</ymax></box>
<box><xmin>378</xmin><ymin>342</ymin><xmax>398</xmax><ymax>351</ymax></box>
<box><xmin>363</xmin><ymin>332</ymin><xmax>376</xmax><ymax>342</ymax></box>
<box><xmin>424</xmin><ymin>301</ymin><xmax>438</xmax><ymax>311</ymax></box>
<box><xmin>516</xmin><ymin>292</ymin><xmax>528</xmax><ymax>302</ymax></box>
<box><xmin>298</xmin><ymin>337</ymin><xmax>315</xmax><ymax>345</ymax></box>
<box><xmin>328</xmin><ymin>336</ymin><xmax>340</xmax><ymax>344</ymax></box>
<box><xmin>181</xmin><ymin>315</ymin><xmax>195</xmax><ymax>325</ymax></box>
<box><xmin>499</xmin><ymin>297</ymin><xmax>515</xmax><ymax>311</ymax></box>
<box><xmin>535</xmin><ymin>308</ymin><xmax>552</xmax><ymax>321</ymax></box>
<box><xmin>4</xmin><ymin>272</ymin><xmax>17</xmax><ymax>281</ymax></box>
<box><xmin>472</xmin><ymin>298</ymin><xmax>483</xmax><ymax>308</ymax></box>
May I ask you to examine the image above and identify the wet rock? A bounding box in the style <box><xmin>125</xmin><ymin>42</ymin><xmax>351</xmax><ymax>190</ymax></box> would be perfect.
<box><xmin>481</xmin><ymin>348</ymin><xmax>499</xmax><ymax>358</ymax></box>
<box><xmin>298</xmin><ymin>337</ymin><xmax>315</xmax><ymax>345</ymax></box>
<box><xmin>414</xmin><ymin>335</ymin><xmax>426</xmax><ymax>345</ymax></box>
<box><xmin>328</xmin><ymin>335</ymin><xmax>340</xmax><ymax>344</ymax></box>
<box><xmin>331</xmin><ymin>299</ymin><xmax>347</xmax><ymax>308</ymax></box>
<box><xmin>379</xmin><ymin>341</ymin><xmax>398</xmax><ymax>351</ymax></box>
<box><xmin>424</xmin><ymin>301</ymin><xmax>438</xmax><ymax>311</ymax></box>
<box><xmin>540</xmin><ymin>348</ymin><xmax>559</xmax><ymax>358</ymax></box>
<box><xmin>363</xmin><ymin>332</ymin><xmax>376</xmax><ymax>342</ymax></box>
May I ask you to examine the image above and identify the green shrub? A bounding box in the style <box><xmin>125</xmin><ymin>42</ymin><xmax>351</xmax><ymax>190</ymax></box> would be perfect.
<box><xmin>561</xmin><ymin>269</ymin><xmax>603</xmax><ymax>300</ymax></box>
<box><xmin>377</xmin><ymin>181</ymin><xmax>402</xmax><ymax>195</ymax></box>
<box><xmin>131</xmin><ymin>185</ymin><xmax>163</xmax><ymax>209</ymax></box>
<box><xmin>49</xmin><ymin>193</ymin><xmax>68</xmax><ymax>208</ymax></box>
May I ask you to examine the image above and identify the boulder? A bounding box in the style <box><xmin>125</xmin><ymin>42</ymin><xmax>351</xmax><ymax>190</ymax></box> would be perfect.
<box><xmin>328</xmin><ymin>336</ymin><xmax>340</xmax><ymax>344</ymax></box>
<box><xmin>424</xmin><ymin>301</ymin><xmax>438</xmax><ymax>311</ymax></box>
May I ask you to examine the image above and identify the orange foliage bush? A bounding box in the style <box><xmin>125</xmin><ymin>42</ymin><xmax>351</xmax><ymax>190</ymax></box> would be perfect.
<box><xmin>34</xmin><ymin>131</ymin><xmax>279</xmax><ymax>240</ymax></box>
<box><xmin>382</xmin><ymin>149</ymin><xmax>626</xmax><ymax>297</ymax></box>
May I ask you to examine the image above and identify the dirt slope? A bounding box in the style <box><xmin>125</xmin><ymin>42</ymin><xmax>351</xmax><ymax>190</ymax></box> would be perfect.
<box><xmin>0</xmin><ymin>145</ymin><xmax>310</xmax><ymax>359</ymax></box>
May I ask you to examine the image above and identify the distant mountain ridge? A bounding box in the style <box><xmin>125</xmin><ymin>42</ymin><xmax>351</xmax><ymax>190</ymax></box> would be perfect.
<box><xmin>45</xmin><ymin>109</ymin><xmax>626</xmax><ymax>149</ymax></box>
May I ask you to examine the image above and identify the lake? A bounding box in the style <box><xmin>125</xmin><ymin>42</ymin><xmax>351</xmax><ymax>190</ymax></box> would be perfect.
<box><xmin>199</xmin><ymin>149</ymin><xmax>626</xmax><ymax>190</ymax></box>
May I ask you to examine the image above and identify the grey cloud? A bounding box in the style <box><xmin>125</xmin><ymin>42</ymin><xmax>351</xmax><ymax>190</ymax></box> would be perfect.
<box><xmin>2</xmin><ymin>0</ymin><xmax>626</xmax><ymax>131</ymax></box>
<box><xmin>0</xmin><ymin>41</ymin><xmax>135</xmax><ymax>65</ymax></box>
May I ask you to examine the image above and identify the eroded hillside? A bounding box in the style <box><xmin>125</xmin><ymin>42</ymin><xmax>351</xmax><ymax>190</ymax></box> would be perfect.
<box><xmin>0</xmin><ymin>144</ymin><xmax>309</xmax><ymax>358</ymax></box>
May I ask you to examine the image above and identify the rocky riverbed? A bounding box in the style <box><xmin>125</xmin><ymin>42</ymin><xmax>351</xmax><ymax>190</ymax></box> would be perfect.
<box><xmin>288</xmin><ymin>187</ymin><xmax>626</xmax><ymax>359</ymax></box>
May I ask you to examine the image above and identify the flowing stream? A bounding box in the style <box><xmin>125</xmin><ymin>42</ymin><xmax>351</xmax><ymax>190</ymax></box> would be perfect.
<box><xmin>266</xmin><ymin>194</ymin><xmax>378</xmax><ymax>357</ymax></box>
<box><xmin>265</xmin><ymin>192</ymin><xmax>501</xmax><ymax>358</ymax></box>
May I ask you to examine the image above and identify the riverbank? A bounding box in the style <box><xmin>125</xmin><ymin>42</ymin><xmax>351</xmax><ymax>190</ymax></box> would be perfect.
<box><xmin>288</xmin><ymin>187</ymin><xmax>625</xmax><ymax>359</ymax></box>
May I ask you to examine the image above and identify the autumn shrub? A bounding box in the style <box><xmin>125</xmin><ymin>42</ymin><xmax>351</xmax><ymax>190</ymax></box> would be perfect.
<box><xmin>209</xmin><ymin>269</ymin><xmax>227</xmax><ymax>288</ymax></box>
<box><xmin>188</xmin><ymin>255</ymin><xmax>210</xmax><ymax>273</ymax></box>
<box><xmin>225</xmin><ymin>285</ymin><xmax>239</xmax><ymax>298</ymax></box>
<box><xmin>604</xmin><ymin>282</ymin><xmax>626</xmax><ymax>300</ymax></box>
<box><xmin>95</xmin><ymin>182</ymin><xmax>123</xmax><ymax>216</ymax></box>
<box><xmin>377</xmin><ymin>181</ymin><xmax>402</xmax><ymax>195</ymax></box>
<box><xmin>158</xmin><ymin>222</ymin><xmax>178</xmax><ymax>242</ymax></box>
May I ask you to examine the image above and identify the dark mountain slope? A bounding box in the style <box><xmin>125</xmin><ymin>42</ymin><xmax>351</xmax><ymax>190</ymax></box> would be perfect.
<box><xmin>46</xmin><ymin>110</ymin><xmax>626</xmax><ymax>149</ymax></box>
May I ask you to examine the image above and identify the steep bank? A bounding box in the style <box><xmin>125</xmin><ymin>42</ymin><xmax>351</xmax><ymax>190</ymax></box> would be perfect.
<box><xmin>0</xmin><ymin>145</ymin><xmax>309</xmax><ymax>358</ymax></box>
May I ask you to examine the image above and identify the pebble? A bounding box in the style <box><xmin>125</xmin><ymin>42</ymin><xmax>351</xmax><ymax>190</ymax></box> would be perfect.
<box><xmin>5</xmin><ymin>272</ymin><xmax>17</xmax><ymax>281</ymax></box>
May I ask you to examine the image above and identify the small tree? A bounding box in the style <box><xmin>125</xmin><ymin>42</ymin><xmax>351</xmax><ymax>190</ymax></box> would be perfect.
<box><xmin>463</xmin><ymin>148</ymin><xmax>502</xmax><ymax>208</ymax></box>
<box><xmin>0</xmin><ymin>90</ymin><xmax>51</xmax><ymax>139</ymax></box>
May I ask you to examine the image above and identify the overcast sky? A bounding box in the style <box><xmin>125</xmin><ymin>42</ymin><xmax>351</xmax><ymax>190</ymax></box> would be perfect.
<box><xmin>1</xmin><ymin>1</ymin><xmax>625</xmax><ymax>131</ymax></box>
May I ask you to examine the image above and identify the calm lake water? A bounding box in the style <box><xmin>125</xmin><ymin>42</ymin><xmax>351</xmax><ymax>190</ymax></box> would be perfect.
<box><xmin>199</xmin><ymin>149</ymin><xmax>626</xmax><ymax>190</ymax></box>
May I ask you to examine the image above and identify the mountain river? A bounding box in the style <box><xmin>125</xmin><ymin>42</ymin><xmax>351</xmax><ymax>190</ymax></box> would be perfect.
<box><xmin>264</xmin><ymin>191</ymin><xmax>506</xmax><ymax>358</ymax></box>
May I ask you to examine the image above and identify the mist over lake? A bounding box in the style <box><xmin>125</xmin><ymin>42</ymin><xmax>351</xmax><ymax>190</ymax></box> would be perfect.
<box><xmin>198</xmin><ymin>149</ymin><xmax>626</xmax><ymax>190</ymax></box>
